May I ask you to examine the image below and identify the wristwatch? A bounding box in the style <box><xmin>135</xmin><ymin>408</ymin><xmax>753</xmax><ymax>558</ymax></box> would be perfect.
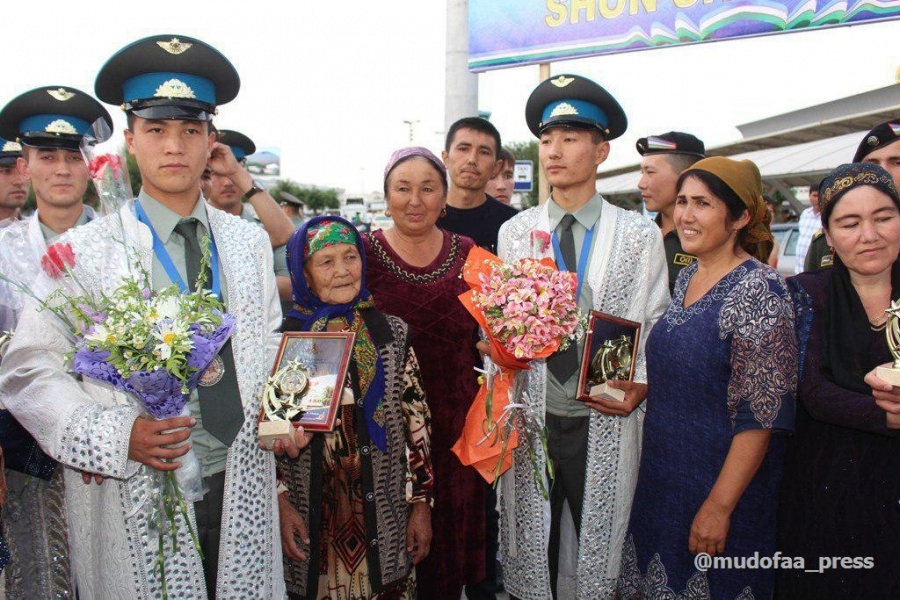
<box><xmin>242</xmin><ymin>179</ymin><xmax>265</xmax><ymax>201</ymax></box>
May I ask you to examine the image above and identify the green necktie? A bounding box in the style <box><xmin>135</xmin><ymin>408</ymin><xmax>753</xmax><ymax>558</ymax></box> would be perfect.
<box><xmin>174</xmin><ymin>218</ymin><xmax>244</xmax><ymax>446</ymax></box>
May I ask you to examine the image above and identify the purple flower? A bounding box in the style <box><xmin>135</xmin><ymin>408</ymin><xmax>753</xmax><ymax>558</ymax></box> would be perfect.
<box><xmin>72</xmin><ymin>314</ymin><xmax>237</xmax><ymax>421</ymax></box>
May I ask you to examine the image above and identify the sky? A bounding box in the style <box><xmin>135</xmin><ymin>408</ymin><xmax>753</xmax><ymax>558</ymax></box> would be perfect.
<box><xmin>4</xmin><ymin>1</ymin><xmax>900</xmax><ymax>196</ymax></box>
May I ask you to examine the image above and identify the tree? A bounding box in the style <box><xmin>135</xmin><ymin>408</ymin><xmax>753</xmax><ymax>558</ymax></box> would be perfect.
<box><xmin>126</xmin><ymin>146</ymin><xmax>142</xmax><ymax>193</ymax></box>
<box><xmin>507</xmin><ymin>140</ymin><xmax>540</xmax><ymax>208</ymax></box>
<box><xmin>269</xmin><ymin>180</ymin><xmax>341</xmax><ymax>215</ymax></box>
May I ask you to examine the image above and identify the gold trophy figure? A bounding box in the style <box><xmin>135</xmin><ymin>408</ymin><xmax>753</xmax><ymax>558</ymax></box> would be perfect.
<box><xmin>876</xmin><ymin>298</ymin><xmax>900</xmax><ymax>386</ymax></box>
<box><xmin>258</xmin><ymin>359</ymin><xmax>310</xmax><ymax>444</ymax></box>
<box><xmin>588</xmin><ymin>334</ymin><xmax>634</xmax><ymax>401</ymax></box>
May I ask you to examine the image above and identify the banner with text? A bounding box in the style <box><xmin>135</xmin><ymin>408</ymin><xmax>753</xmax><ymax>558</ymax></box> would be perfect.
<box><xmin>469</xmin><ymin>0</ymin><xmax>900</xmax><ymax>72</ymax></box>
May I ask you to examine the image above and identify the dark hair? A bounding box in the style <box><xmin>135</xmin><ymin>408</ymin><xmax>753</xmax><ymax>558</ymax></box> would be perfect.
<box><xmin>126</xmin><ymin>112</ymin><xmax>213</xmax><ymax>133</ymax></box>
<box><xmin>445</xmin><ymin>117</ymin><xmax>501</xmax><ymax>159</ymax></box>
<box><xmin>383</xmin><ymin>154</ymin><xmax>448</xmax><ymax>196</ymax></box>
<box><xmin>676</xmin><ymin>169</ymin><xmax>749</xmax><ymax>245</ymax></box>
<box><xmin>498</xmin><ymin>147</ymin><xmax>516</xmax><ymax>169</ymax></box>
<box><xmin>664</xmin><ymin>152</ymin><xmax>702</xmax><ymax>175</ymax></box>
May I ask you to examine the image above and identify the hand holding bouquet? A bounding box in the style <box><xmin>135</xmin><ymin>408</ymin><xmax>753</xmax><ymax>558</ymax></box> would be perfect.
<box><xmin>5</xmin><ymin>238</ymin><xmax>232</xmax><ymax>596</ymax></box>
<box><xmin>452</xmin><ymin>244</ymin><xmax>580</xmax><ymax>489</ymax></box>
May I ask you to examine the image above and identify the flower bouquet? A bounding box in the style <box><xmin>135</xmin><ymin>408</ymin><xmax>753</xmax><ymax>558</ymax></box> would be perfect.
<box><xmin>3</xmin><ymin>236</ymin><xmax>233</xmax><ymax>596</ymax></box>
<box><xmin>451</xmin><ymin>240</ymin><xmax>580</xmax><ymax>492</ymax></box>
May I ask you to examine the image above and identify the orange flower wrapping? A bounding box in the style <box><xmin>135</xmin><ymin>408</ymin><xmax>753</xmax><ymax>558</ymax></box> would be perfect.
<box><xmin>451</xmin><ymin>246</ymin><xmax>575</xmax><ymax>483</ymax></box>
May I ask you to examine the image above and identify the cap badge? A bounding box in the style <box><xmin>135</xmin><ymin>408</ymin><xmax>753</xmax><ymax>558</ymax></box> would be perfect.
<box><xmin>154</xmin><ymin>79</ymin><xmax>196</xmax><ymax>99</ymax></box>
<box><xmin>45</xmin><ymin>119</ymin><xmax>78</xmax><ymax>135</ymax></box>
<box><xmin>549</xmin><ymin>102</ymin><xmax>579</xmax><ymax>117</ymax></box>
<box><xmin>868</xmin><ymin>135</ymin><xmax>880</xmax><ymax>147</ymax></box>
<box><xmin>890</xmin><ymin>123</ymin><xmax>900</xmax><ymax>137</ymax></box>
<box><xmin>1</xmin><ymin>141</ymin><xmax>21</xmax><ymax>152</ymax></box>
<box><xmin>47</xmin><ymin>88</ymin><xmax>75</xmax><ymax>102</ymax></box>
<box><xmin>646</xmin><ymin>136</ymin><xmax>678</xmax><ymax>151</ymax></box>
<box><xmin>551</xmin><ymin>75</ymin><xmax>574</xmax><ymax>88</ymax></box>
<box><xmin>157</xmin><ymin>37</ymin><xmax>192</xmax><ymax>55</ymax></box>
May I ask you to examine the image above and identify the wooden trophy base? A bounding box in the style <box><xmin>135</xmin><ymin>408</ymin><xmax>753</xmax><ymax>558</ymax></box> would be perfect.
<box><xmin>876</xmin><ymin>364</ymin><xmax>900</xmax><ymax>387</ymax></box>
<box><xmin>259</xmin><ymin>420</ymin><xmax>294</xmax><ymax>445</ymax></box>
<box><xmin>590</xmin><ymin>382</ymin><xmax>625</xmax><ymax>402</ymax></box>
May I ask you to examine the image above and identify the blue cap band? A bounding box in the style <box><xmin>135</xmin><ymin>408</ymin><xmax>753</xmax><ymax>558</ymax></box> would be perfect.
<box><xmin>229</xmin><ymin>145</ymin><xmax>246</xmax><ymax>161</ymax></box>
<box><xmin>541</xmin><ymin>99</ymin><xmax>608</xmax><ymax>129</ymax></box>
<box><xmin>19</xmin><ymin>114</ymin><xmax>91</xmax><ymax>137</ymax></box>
<box><xmin>122</xmin><ymin>72</ymin><xmax>216</xmax><ymax>106</ymax></box>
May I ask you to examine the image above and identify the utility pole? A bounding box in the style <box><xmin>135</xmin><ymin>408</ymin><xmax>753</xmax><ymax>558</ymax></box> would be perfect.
<box><xmin>402</xmin><ymin>119</ymin><xmax>420</xmax><ymax>144</ymax></box>
<box><xmin>445</xmin><ymin>0</ymin><xmax>478</xmax><ymax>131</ymax></box>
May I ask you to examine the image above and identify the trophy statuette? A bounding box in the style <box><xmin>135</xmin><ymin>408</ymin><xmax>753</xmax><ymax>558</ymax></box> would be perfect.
<box><xmin>588</xmin><ymin>334</ymin><xmax>634</xmax><ymax>402</ymax></box>
<box><xmin>876</xmin><ymin>298</ymin><xmax>900</xmax><ymax>387</ymax></box>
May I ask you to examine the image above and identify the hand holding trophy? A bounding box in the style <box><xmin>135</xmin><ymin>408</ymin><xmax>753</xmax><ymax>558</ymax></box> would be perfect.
<box><xmin>578</xmin><ymin>311</ymin><xmax>640</xmax><ymax>402</ymax></box>
<box><xmin>258</xmin><ymin>332</ymin><xmax>355</xmax><ymax>447</ymax></box>
<box><xmin>875</xmin><ymin>298</ymin><xmax>900</xmax><ymax>387</ymax></box>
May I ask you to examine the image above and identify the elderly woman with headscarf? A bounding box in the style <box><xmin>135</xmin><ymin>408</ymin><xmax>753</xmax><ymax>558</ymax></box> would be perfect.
<box><xmin>362</xmin><ymin>147</ymin><xmax>485</xmax><ymax>600</ymax></box>
<box><xmin>276</xmin><ymin>216</ymin><xmax>434</xmax><ymax>600</ymax></box>
<box><xmin>618</xmin><ymin>157</ymin><xmax>797</xmax><ymax>599</ymax></box>
<box><xmin>777</xmin><ymin>163</ymin><xmax>900</xmax><ymax>598</ymax></box>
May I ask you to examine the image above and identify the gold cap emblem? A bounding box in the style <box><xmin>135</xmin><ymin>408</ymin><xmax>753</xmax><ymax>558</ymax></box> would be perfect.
<box><xmin>551</xmin><ymin>75</ymin><xmax>574</xmax><ymax>88</ymax></box>
<box><xmin>549</xmin><ymin>102</ymin><xmax>579</xmax><ymax>118</ymax></box>
<box><xmin>157</xmin><ymin>37</ymin><xmax>192</xmax><ymax>55</ymax></box>
<box><xmin>1</xmin><ymin>141</ymin><xmax>21</xmax><ymax>152</ymax></box>
<box><xmin>45</xmin><ymin>119</ymin><xmax>78</xmax><ymax>135</ymax></box>
<box><xmin>47</xmin><ymin>88</ymin><xmax>75</xmax><ymax>102</ymax></box>
<box><xmin>154</xmin><ymin>79</ymin><xmax>196</xmax><ymax>99</ymax></box>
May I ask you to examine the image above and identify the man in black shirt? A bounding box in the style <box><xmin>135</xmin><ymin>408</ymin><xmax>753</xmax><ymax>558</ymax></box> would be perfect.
<box><xmin>636</xmin><ymin>131</ymin><xmax>705</xmax><ymax>293</ymax></box>
<box><xmin>437</xmin><ymin>117</ymin><xmax>518</xmax><ymax>254</ymax></box>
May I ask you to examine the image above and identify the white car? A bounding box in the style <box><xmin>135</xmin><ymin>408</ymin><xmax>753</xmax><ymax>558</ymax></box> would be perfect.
<box><xmin>368</xmin><ymin>212</ymin><xmax>393</xmax><ymax>232</ymax></box>
<box><xmin>770</xmin><ymin>223</ymin><xmax>799</xmax><ymax>277</ymax></box>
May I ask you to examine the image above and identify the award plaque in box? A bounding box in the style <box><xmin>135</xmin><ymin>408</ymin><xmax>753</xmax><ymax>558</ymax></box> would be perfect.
<box><xmin>258</xmin><ymin>331</ymin><xmax>355</xmax><ymax>445</ymax></box>
<box><xmin>876</xmin><ymin>299</ymin><xmax>900</xmax><ymax>386</ymax></box>
<box><xmin>577</xmin><ymin>311</ymin><xmax>640</xmax><ymax>402</ymax></box>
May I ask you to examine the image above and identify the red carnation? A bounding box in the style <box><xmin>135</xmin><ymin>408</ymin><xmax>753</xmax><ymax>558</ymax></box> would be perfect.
<box><xmin>41</xmin><ymin>243</ymin><xmax>76</xmax><ymax>279</ymax></box>
<box><xmin>88</xmin><ymin>153</ymin><xmax>123</xmax><ymax>179</ymax></box>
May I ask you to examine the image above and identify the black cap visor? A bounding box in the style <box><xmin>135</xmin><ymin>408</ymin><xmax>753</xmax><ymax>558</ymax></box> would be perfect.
<box><xmin>539</xmin><ymin>116</ymin><xmax>608</xmax><ymax>137</ymax></box>
<box><xmin>126</xmin><ymin>98</ymin><xmax>215</xmax><ymax>122</ymax></box>
<box><xmin>19</xmin><ymin>132</ymin><xmax>84</xmax><ymax>151</ymax></box>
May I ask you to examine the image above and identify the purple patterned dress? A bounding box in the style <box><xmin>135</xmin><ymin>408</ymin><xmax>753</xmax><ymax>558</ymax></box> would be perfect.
<box><xmin>619</xmin><ymin>259</ymin><xmax>797</xmax><ymax>600</ymax></box>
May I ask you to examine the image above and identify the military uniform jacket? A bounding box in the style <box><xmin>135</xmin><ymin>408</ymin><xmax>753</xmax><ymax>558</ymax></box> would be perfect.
<box><xmin>0</xmin><ymin>201</ymin><xmax>284</xmax><ymax>599</ymax></box>
<box><xmin>496</xmin><ymin>198</ymin><xmax>670</xmax><ymax>599</ymax></box>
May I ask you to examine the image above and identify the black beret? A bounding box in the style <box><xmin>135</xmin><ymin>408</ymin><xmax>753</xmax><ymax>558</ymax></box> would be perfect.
<box><xmin>636</xmin><ymin>131</ymin><xmax>705</xmax><ymax>158</ymax></box>
<box><xmin>853</xmin><ymin>120</ymin><xmax>900</xmax><ymax>163</ymax></box>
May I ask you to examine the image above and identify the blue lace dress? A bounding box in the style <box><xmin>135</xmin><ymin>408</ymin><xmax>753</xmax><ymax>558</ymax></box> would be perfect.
<box><xmin>619</xmin><ymin>259</ymin><xmax>797</xmax><ymax>600</ymax></box>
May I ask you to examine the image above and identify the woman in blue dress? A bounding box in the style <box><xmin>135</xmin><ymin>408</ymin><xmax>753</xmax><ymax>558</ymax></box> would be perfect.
<box><xmin>619</xmin><ymin>157</ymin><xmax>797</xmax><ymax>599</ymax></box>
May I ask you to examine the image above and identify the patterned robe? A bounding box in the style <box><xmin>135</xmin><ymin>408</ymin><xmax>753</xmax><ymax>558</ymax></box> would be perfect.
<box><xmin>0</xmin><ymin>201</ymin><xmax>284</xmax><ymax>599</ymax></box>
<box><xmin>496</xmin><ymin>199</ymin><xmax>669</xmax><ymax>599</ymax></box>
<box><xmin>279</xmin><ymin>312</ymin><xmax>433</xmax><ymax>599</ymax></box>
<box><xmin>0</xmin><ymin>208</ymin><xmax>96</xmax><ymax>599</ymax></box>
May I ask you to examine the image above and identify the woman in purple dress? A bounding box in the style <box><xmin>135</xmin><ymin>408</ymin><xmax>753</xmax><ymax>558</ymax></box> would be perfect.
<box><xmin>363</xmin><ymin>147</ymin><xmax>485</xmax><ymax>600</ymax></box>
<box><xmin>620</xmin><ymin>157</ymin><xmax>796</xmax><ymax>599</ymax></box>
<box><xmin>777</xmin><ymin>163</ymin><xmax>900</xmax><ymax>598</ymax></box>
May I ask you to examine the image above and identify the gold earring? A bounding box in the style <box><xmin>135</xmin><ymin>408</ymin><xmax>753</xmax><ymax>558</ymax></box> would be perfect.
<box><xmin>384</xmin><ymin>208</ymin><xmax>392</xmax><ymax>217</ymax></box>
<box><xmin>440</xmin><ymin>207</ymin><xmax>447</xmax><ymax>218</ymax></box>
